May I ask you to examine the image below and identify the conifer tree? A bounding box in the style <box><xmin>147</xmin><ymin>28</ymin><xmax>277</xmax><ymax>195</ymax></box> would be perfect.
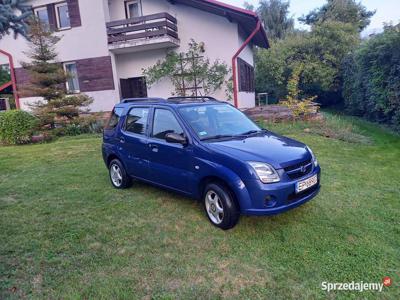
<box><xmin>22</xmin><ymin>20</ymin><xmax>92</xmax><ymax>128</ymax></box>
<box><xmin>0</xmin><ymin>0</ymin><xmax>32</xmax><ymax>38</ymax></box>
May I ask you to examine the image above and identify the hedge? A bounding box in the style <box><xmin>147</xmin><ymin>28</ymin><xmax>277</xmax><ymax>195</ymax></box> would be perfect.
<box><xmin>343</xmin><ymin>24</ymin><xmax>400</xmax><ymax>131</ymax></box>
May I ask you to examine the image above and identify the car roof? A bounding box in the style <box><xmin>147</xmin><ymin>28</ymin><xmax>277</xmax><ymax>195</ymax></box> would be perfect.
<box><xmin>114</xmin><ymin>97</ymin><xmax>230</xmax><ymax>109</ymax></box>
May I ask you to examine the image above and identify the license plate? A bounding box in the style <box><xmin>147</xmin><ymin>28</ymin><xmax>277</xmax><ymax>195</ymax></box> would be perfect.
<box><xmin>296</xmin><ymin>174</ymin><xmax>318</xmax><ymax>193</ymax></box>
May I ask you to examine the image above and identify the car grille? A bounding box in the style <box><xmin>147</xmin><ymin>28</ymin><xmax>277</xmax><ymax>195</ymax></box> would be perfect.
<box><xmin>284</xmin><ymin>159</ymin><xmax>313</xmax><ymax>180</ymax></box>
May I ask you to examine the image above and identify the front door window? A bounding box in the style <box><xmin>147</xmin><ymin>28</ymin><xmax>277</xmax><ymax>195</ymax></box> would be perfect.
<box><xmin>152</xmin><ymin>109</ymin><xmax>184</xmax><ymax>140</ymax></box>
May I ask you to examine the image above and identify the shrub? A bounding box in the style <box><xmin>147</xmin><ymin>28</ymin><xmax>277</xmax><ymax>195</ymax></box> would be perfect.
<box><xmin>343</xmin><ymin>24</ymin><xmax>400</xmax><ymax>131</ymax></box>
<box><xmin>64</xmin><ymin>123</ymin><xmax>83</xmax><ymax>136</ymax></box>
<box><xmin>75</xmin><ymin>115</ymin><xmax>105</xmax><ymax>134</ymax></box>
<box><xmin>0</xmin><ymin>110</ymin><xmax>38</xmax><ymax>145</ymax></box>
<box><xmin>279</xmin><ymin>64</ymin><xmax>319</xmax><ymax>118</ymax></box>
<box><xmin>54</xmin><ymin>115</ymin><xmax>105</xmax><ymax>137</ymax></box>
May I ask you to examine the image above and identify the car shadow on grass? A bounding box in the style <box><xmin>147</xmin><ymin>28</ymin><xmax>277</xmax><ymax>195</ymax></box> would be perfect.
<box><xmin>123</xmin><ymin>179</ymin><xmax>318</xmax><ymax>233</ymax></box>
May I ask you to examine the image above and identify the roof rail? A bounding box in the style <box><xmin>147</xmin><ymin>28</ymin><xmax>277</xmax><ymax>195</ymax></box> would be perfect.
<box><xmin>167</xmin><ymin>96</ymin><xmax>217</xmax><ymax>102</ymax></box>
<box><xmin>121</xmin><ymin>97</ymin><xmax>166</xmax><ymax>103</ymax></box>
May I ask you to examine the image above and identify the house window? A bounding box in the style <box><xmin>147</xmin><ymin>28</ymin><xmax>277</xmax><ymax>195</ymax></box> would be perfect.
<box><xmin>55</xmin><ymin>2</ymin><xmax>71</xmax><ymax>30</ymax></box>
<box><xmin>64</xmin><ymin>62</ymin><xmax>80</xmax><ymax>93</ymax></box>
<box><xmin>125</xmin><ymin>0</ymin><xmax>142</xmax><ymax>19</ymax></box>
<box><xmin>238</xmin><ymin>57</ymin><xmax>255</xmax><ymax>92</ymax></box>
<box><xmin>34</xmin><ymin>6</ymin><xmax>50</xmax><ymax>27</ymax></box>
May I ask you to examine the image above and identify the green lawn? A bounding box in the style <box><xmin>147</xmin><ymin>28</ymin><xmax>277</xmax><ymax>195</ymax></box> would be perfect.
<box><xmin>1</xmin><ymin>113</ymin><xmax>399</xmax><ymax>299</ymax></box>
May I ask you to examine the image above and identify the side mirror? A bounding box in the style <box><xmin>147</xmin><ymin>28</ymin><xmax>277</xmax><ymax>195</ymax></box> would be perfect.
<box><xmin>165</xmin><ymin>132</ymin><xmax>188</xmax><ymax>146</ymax></box>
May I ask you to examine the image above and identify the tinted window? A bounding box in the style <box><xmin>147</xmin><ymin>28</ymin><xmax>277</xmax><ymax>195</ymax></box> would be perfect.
<box><xmin>106</xmin><ymin>107</ymin><xmax>123</xmax><ymax>129</ymax></box>
<box><xmin>152</xmin><ymin>109</ymin><xmax>184</xmax><ymax>140</ymax></box>
<box><xmin>125</xmin><ymin>107</ymin><xmax>149</xmax><ymax>135</ymax></box>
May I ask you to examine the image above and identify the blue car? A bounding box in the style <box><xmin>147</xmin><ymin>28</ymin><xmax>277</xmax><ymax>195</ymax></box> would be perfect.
<box><xmin>102</xmin><ymin>97</ymin><xmax>321</xmax><ymax>229</ymax></box>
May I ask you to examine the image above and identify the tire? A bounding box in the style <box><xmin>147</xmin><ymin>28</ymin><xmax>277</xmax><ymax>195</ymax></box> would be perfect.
<box><xmin>203</xmin><ymin>183</ymin><xmax>240</xmax><ymax>230</ymax></box>
<box><xmin>108</xmin><ymin>159</ymin><xmax>132</xmax><ymax>189</ymax></box>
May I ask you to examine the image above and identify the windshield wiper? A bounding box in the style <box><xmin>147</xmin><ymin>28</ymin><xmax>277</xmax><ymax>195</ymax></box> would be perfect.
<box><xmin>237</xmin><ymin>129</ymin><xmax>266</xmax><ymax>137</ymax></box>
<box><xmin>200</xmin><ymin>134</ymin><xmax>236</xmax><ymax>141</ymax></box>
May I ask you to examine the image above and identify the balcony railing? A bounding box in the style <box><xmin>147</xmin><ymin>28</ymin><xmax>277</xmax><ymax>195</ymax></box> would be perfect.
<box><xmin>106</xmin><ymin>12</ymin><xmax>178</xmax><ymax>45</ymax></box>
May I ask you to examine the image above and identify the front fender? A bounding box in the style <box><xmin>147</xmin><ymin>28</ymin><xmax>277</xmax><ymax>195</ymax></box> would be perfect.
<box><xmin>194</xmin><ymin>158</ymin><xmax>253</xmax><ymax>213</ymax></box>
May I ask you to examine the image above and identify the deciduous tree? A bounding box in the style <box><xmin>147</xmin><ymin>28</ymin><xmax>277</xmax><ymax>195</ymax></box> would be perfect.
<box><xmin>299</xmin><ymin>0</ymin><xmax>375</xmax><ymax>32</ymax></box>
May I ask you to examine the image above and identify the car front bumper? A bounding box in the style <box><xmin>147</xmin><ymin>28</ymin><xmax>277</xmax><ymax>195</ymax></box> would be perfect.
<box><xmin>242</xmin><ymin>166</ymin><xmax>321</xmax><ymax>216</ymax></box>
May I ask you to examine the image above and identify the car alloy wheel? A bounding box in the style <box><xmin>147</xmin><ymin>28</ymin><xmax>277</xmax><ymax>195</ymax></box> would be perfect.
<box><xmin>110</xmin><ymin>163</ymin><xmax>123</xmax><ymax>187</ymax></box>
<box><xmin>205</xmin><ymin>190</ymin><xmax>224</xmax><ymax>224</ymax></box>
<box><xmin>108</xmin><ymin>158</ymin><xmax>132</xmax><ymax>189</ymax></box>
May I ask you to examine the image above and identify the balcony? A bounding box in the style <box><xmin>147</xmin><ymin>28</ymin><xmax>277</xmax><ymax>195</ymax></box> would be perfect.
<box><xmin>106</xmin><ymin>13</ymin><xmax>180</xmax><ymax>53</ymax></box>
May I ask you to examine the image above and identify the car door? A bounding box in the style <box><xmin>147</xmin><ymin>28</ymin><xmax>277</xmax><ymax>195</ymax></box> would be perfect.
<box><xmin>147</xmin><ymin>107</ymin><xmax>194</xmax><ymax>193</ymax></box>
<box><xmin>119</xmin><ymin>106</ymin><xmax>151</xmax><ymax>180</ymax></box>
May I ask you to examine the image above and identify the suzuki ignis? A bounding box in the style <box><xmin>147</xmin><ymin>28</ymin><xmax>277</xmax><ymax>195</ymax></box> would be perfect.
<box><xmin>102</xmin><ymin>97</ymin><xmax>321</xmax><ymax>229</ymax></box>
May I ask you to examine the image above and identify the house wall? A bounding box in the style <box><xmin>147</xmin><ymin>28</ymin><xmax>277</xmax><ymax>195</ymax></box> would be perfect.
<box><xmin>237</xmin><ymin>33</ymin><xmax>255</xmax><ymax>108</ymax></box>
<box><xmin>0</xmin><ymin>0</ymin><xmax>120</xmax><ymax>111</ymax></box>
<box><xmin>1</xmin><ymin>0</ymin><xmax>257</xmax><ymax>111</ymax></box>
<box><xmin>109</xmin><ymin>0</ymin><xmax>256</xmax><ymax>108</ymax></box>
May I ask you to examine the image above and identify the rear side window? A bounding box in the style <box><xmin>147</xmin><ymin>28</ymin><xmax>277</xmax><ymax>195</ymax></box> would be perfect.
<box><xmin>106</xmin><ymin>107</ymin><xmax>123</xmax><ymax>129</ymax></box>
<box><xmin>125</xmin><ymin>107</ymin><xmax>149</xmax><ymax>135</ymax></box>
<box><xmin>152</xmin><ymin>109</ymin><xmax>184</xmax><ymax>140</ymax></box>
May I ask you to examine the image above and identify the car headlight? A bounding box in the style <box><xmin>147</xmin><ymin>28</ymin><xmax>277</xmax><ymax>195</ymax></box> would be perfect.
<box><xmin>248</xmin><ymin>161</ymin><xmax>280</xmax><ymax>183</ymax></box>
<box><xmin>307</xmin><ymin>146</ymin><xmax>318</xmax><ymax>167</ymax></box>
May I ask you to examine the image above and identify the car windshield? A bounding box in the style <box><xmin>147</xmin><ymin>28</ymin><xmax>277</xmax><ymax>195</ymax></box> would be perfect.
<box><xmin>179</xmin><ymin>104</ymin><xmax>261</xmax><ymax>141</ymax></box>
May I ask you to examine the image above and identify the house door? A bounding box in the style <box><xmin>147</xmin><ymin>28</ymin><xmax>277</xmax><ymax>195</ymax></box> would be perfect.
<box><xmin>120</xmin><ymin>77</ymin><xmax>148</xmax><ymax>99</ymax></box>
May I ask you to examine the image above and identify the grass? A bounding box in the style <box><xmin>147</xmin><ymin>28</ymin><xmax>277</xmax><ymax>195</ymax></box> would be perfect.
<box><xmin>1</xmin><ymin>112</ymin><xmax>399</xmax><ymax>299</ymax></box>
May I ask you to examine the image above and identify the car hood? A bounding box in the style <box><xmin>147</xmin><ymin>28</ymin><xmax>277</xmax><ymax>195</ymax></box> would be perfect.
<box><xmin>205</xmin><ymin>132</ymin><xmax>310</xmax><ymax>169</ymax></box>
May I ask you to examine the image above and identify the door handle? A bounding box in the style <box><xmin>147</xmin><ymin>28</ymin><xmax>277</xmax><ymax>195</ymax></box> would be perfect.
<box><xmin>149</xmin><ymin>144</ymin><xmax>159</xmax><ymax>152</ymax></box>
<box><xmin>119</xmin><ymin>137</ymin><xmax>125</xmax><ymax>144</ymax></box>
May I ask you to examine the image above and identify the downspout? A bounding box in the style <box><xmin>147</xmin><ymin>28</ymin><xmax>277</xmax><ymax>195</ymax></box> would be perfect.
<box><xmin>0</xmin><ymin>49</ymin><xmax>20</xmax><ymax>109</ymax></box>
<box><xmin>232</xmin><ymin>20</ymin><xmax>261</xmax><ymax>108</ymax></box>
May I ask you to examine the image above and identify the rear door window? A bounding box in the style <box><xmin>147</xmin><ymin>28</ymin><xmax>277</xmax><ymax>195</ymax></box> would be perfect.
<box><xmin>124</xmin><ymin>107</ymin><xmax>149</xmax><ymax>135</ymax></box>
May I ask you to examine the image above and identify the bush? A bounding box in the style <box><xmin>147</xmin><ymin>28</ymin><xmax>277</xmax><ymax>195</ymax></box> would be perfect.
<box><xmin>343</xmin><ymin>24</ymin><xmax>400</xmax><ymax>131</ymax></box>
<box><xmin>0</xmin><ymin>110</ymin><xmax>38</xmax><ymax>145</ymax></box>
<box><xmin>52</xmin><ymin>115</ymin><xmax>106</xmax><ymax>137</ymax></box>
<box><xmin>279</xmin><ymin>63</ymin><xmax>319</xmax><ymax>117</ymax></box>
<box><xmin>255</xmin><ymin>22</ymin><xmax>359</xmax><ymax>106</ymax></box>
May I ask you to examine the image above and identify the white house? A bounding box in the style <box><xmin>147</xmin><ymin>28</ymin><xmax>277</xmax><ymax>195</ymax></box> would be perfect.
<box><xmin>0</xmin><ymin>0</ymin><xmax>269</xmax><ymax>111</ymax></box>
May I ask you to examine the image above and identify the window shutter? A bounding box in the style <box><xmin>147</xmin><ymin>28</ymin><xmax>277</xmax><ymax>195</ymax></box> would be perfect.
<box><xmin>237</xmin><ymin>57</ymin><xmax>255</xmax><ymax>92</ymax></box>
<box><xmin>67</xmin><ymin>0</ymin><xmax>82</xmax><ymax>27</ymax></box>
<box><xmin>76</xmin><ymin>56</ymin><xmax>115</xmax><ymax>92</ymax></box>
<box><xmin>47</xmin><ymin>4</ymin><xmax>57</xmax><ymax>31</ymax></box>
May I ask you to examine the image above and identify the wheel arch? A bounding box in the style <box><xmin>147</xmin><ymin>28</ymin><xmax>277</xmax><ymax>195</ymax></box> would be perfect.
<box><xmin>198</xmin><ymin>175</ymin><xmax>241</xmax><ymax>210</ymax></box>
<box><xmin>107</xmin><ymin>153</ymin><xmax>122</xmax><ymax>167</ymax></box>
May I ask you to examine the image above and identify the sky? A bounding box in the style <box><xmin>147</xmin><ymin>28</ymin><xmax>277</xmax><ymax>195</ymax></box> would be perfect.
<box><xmin>226</xmin><ymin>0</ymin><xmax>400</xmax><ymax>34</ymax></box>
